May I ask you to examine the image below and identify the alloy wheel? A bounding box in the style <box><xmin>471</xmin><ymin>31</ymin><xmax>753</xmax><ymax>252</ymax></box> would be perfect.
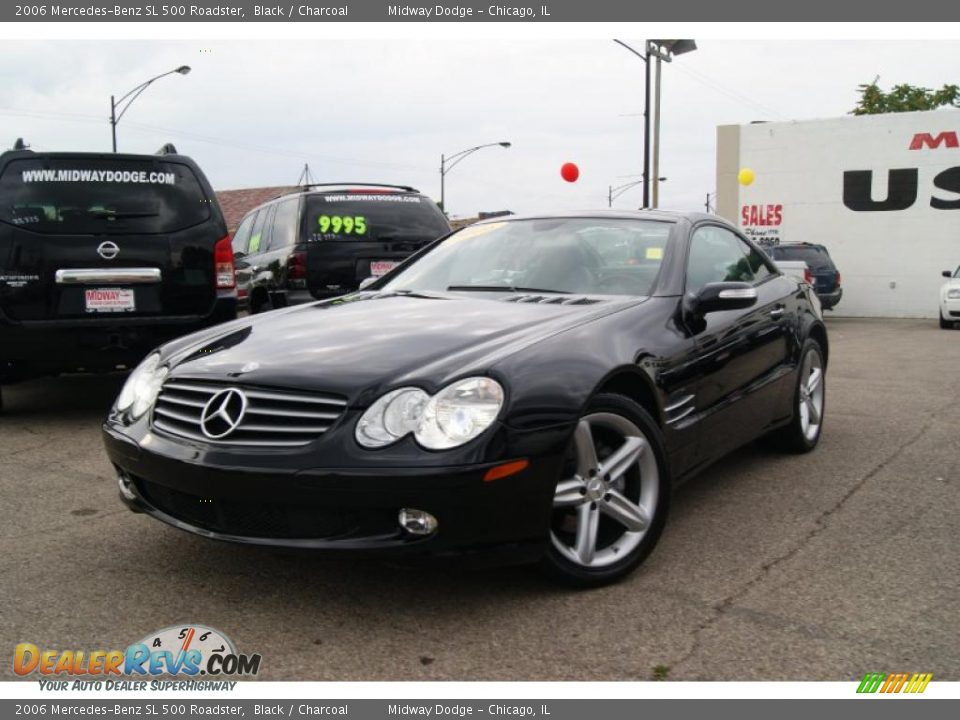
<box><xmin>550</xmin><ymin>412</ymin><xmax>659</xmax><ymax>568</ymax></box>
<box><xmin>798</xmin><ymin>347</ymin><xmax>825</xmax><ymax>442</ymax></box>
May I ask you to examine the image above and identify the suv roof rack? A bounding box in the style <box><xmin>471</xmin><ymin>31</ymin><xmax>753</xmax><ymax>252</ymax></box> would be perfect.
<box><xmin>283</xmin><ymin>182</ymin><xmax>420</xmax><ymax>196</ymax></box>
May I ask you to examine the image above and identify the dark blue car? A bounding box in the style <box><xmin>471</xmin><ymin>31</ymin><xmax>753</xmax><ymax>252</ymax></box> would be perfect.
<box><xmin>766</xmin><ymin>242</ymin><xmax>842</xmax><ymax>310</ymax></box>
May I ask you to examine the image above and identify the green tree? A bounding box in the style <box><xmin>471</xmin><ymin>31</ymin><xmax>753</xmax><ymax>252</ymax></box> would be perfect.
<box><xmin>852</xmin><ymin>77</ymin><xmax>960</xmax><ymax>115</ymax></box>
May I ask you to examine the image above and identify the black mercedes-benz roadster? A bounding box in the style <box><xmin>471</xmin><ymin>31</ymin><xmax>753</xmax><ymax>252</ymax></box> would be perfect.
<box><xmin>103</xmin><ymin>210</ymin><xmax>827</xmax><ymax>586</ymax></box>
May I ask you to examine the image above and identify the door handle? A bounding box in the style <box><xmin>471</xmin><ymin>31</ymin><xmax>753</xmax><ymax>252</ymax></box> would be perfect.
<box><xmin>768</xmin><ymin>307</ymin><xmax>785</xmax><ymax>319</ymax></box>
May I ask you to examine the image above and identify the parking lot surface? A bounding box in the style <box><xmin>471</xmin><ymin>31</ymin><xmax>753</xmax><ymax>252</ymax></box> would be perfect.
<box><xmin>1</xmin><ymin>317</ymin><xmax>957</xmax><ymax>681</ymax></box>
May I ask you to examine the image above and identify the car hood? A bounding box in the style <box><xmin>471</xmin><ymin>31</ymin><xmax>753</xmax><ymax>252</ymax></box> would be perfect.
<box><xmin>165</xmin><ymin>292</ymin><xmax>642</xmax><ymax>401</ymax></box>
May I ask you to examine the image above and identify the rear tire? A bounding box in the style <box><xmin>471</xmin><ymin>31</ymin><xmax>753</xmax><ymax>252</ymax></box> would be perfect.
<box><xmin>253</xmin><ymin>293</ymin><xmax>274</xmax><ymax>314</ymax></box>
<box><xmin>766</xmin><ymin>338</ymin><xmax>825</xmax><ymax>453</ymax></box>
<box><xmin>540</xmin><ymin>393</ymin><xmax>670</xmax><ymax>588</ymax></box>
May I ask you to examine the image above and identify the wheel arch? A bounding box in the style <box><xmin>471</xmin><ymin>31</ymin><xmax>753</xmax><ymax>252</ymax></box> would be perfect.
<box><xmin>806</xmin><ymin>320</ymin><xmax>829</xmax><ymax>367</ymax></box>
<box><xmin>591</xmin><ymin>364</ymin><xmax>662</xmax><ymax>427</ymax></box>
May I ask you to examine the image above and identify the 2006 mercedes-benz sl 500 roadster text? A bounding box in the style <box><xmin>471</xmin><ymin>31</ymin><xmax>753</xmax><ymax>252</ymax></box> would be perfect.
<box><xmin>103</xmin><ymin>210</ymin><xmax>828</xmax><ymax>586</ymax></box>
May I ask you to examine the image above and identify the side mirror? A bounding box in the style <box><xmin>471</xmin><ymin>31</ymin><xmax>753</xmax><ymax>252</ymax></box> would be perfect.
<box><xmin>684</xmin><ymin>281</ymin><xmax>758</xmax><ymax>320</ymax></box>
<box><xmin>943</xmin><ymin>271</ymin><xmax>953</xmax><ymax>278</ymax></box>
<box><xmin>358</xmin><ymin>276</ymin><xmax>378</xmax><ymax>290</ymax></box>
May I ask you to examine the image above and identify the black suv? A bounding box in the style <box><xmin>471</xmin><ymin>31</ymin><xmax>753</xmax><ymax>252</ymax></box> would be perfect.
<box><xmin>0</xmin><ymin>147</ymin><xmax>236</xmax><ymax>406</ymax></box>
<box><xmin>765</xmin><ymin>242</ymin><xmax>842</xmax><ymax>310</ymax></box>
<box><xmin>231</xmin><ymin>183</ymin><xmax>450</xmax><ymax>312</ymax></box>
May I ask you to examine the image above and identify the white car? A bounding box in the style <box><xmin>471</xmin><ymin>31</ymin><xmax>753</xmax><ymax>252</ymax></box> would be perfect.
<box><xmin>941</xmin><ymin>266</ymin><xmax>960</xmax><ymax>329</ymax></box>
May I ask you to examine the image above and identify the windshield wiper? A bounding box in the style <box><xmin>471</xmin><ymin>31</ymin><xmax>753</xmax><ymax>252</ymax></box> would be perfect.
<box><xmin>88</xmin><ymin>209</ymin><xmax>159</xmax><ymax>219</ymax></box>
<box><xmin>446</xmin><ymin>284</ymin><xmax>571</xmax><ymax>294</ymax></box>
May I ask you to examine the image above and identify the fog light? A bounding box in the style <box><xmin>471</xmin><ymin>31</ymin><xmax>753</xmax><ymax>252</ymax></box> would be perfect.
<box><xmin>117</xmin><ymin>472</ymin><xmax>136</xmax><ymax>501</ymax></box>
<box><xmin>398</xmin><ymin>508</ymin><xmax>438</xmax><ymax>536</ymax></box>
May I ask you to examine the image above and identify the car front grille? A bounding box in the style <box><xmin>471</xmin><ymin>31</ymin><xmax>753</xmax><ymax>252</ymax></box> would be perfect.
<box><xmin>151</xmin><ymin>379</ymin><xmax>348</xmax><ymax>448</ymax></box>
<box><xmin>133</xmin><ymin>477</ymin><xmax>395</xmax><ymax>539</ymax></box>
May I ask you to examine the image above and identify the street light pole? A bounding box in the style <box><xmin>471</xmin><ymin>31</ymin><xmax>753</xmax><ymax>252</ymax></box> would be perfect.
<box><xmin>643</xmin><ymin>49</ymin><xmax>652</xmax><ymax>209</ymax></box>
<box><xmin>652</xmin><ymin>53</ymin><xmax>662</xmax><ymax>209</ymax></box>
<box><xmin>439</xmin><ymin>141</ymin><xmax>511</xmax><ymax>216</ymax></box>
<box><xmin>608</xmin><ymin>177</ymin><xmax>667</xmax><ymax>207</ymax></box>
<box><xmin>614</xmin><ymin>39</ymin><xmax>696</xmax><ymax>209</ymax></box>
<box><xmin>110</xmin><ymin>65</ymin><xmax>191</xmax><ymax>152</ymax></box>
<box><xmin>614</xmin><ymin>40</ymin><xmax>652</xmax><ymax>209</ymax></box>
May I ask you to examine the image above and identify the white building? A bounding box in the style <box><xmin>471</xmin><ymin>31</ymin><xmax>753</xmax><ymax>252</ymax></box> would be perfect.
<box><xmin>716</xmin><ymin>110</ymin><xmax>960</xmax><ymax>318</ymax></box>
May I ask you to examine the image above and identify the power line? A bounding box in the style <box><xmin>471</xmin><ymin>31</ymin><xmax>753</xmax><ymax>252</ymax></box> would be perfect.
<box><xmin>670</xmin><ymin>63</ymin><xmax>789</xmax><ymax>121</ymax></box>
<box><xmin>0</xmin><ymin>106</ymin><xmax>432</xmax><ymax>172</ymax></box>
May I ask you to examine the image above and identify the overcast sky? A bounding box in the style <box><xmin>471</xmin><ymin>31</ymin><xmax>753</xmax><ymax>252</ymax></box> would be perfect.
<box><xmin>1</xmin><ymin>39</ymin><xmax>958</xmax><ymax>218</ymax></box>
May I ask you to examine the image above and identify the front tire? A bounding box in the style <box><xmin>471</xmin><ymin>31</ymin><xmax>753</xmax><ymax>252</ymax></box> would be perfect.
<box><xmin>540</xmin><ymin>393</ymin><xmax>670</xmax><ymax>587</ymax></box>
<box><xmin>940</xmin><ymin>312</ymin><xmax>951</xmax><ymax>329</ymax></box>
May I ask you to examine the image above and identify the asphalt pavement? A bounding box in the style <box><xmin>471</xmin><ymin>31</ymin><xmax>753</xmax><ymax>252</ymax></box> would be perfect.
<box><xmin>1</xmin><ymin>317</ymin><xmax>957</xmax><ymax>681</ymax></box>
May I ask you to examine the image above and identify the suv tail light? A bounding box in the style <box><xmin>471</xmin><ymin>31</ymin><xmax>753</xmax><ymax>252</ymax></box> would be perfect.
<box><xmin>835</xmin><ymin>271</ymin><xmax>841</xmax><ymax>288</ymax></box>
<box><xmin>214</xmin><ymin>236</ymin><xmax>235</xmax><ymax>289</ymax></box>
<box><xmin>804</xmin><ymin>268</ymin><xmax>813</xmax><ymax>285</ymax></box>
<box><xmin>288</xmin><ymin>250</ymin><xmax>307</xmax><ymax>281</ymax></box>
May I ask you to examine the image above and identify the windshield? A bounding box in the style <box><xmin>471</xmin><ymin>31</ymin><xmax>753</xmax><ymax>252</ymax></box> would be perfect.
<box><xmin>0</xmin><ymin>157</ymin><xmax>211</xmax><ymax>235</ymax></box>
<box><xmin>303</xmin><ymin>193</ymin><xmax>449</xmax><ymax>242</ymax></box>
<box><xmin>381</xmin><ymin>217</ymin><xmax>672</xmax><ymax>296</ymax></box>
<box><xmin>769</xmin><ymin>245</ymin><xmax>832</xmax><ymax>269</ymax></box>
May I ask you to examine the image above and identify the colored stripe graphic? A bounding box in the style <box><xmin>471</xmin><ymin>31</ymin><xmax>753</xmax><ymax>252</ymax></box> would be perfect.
<box><xmin>904</xmin><ymin>673</ymin><xmax>933</xmax><ymax>694</ymax></box>
<box><xmin>857</xmin><ymin>672</ymin><xmax>932</xmax><ymax>694</ymax></box>
<box><xmin>857</xmin><ymin>673</ymin><xmax>886</xmax><ymax>693</ymax></box>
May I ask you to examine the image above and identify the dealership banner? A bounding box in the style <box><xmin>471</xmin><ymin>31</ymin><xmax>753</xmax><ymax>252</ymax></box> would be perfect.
<box><xmin>3</xmin><ymin>0</ymin><xmax>959</xmax><ymax>22</ymax></box>
<box><xmin>2</xmin><ymin>699</ymin><xmax>959</xmax><ymax>719</ymax></box>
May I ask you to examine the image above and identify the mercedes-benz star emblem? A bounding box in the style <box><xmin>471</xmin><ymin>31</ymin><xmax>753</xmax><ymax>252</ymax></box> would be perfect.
<box><xmin>97</xmin><ymin>241</ymin><xmax>120</xmax><ymax>260</ymax></box>
<box><xmin>199</xmin><ymin>388</ymin><xmax>248</xmax><ymax>439</ymax></box>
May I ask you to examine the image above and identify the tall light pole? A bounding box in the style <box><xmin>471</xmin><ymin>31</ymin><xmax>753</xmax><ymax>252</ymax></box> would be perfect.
<box><xmin>608</xmin><ymin>177</ymin><xmax>667</xmax><ymax>208</ymax></box>
<box><xmin>110</xmin><ymin>65</ymin><xmax>191</xmax><ymax>152</ymax></box>
<box><xmin>614</xmin><ymin>39</ymin><xmax>696</xmax><ymax>209</ymax></box>
<box><xmin>439</xmin><ymin>141</ymin><xmax>511</xmax><ymax>216</ymax></box>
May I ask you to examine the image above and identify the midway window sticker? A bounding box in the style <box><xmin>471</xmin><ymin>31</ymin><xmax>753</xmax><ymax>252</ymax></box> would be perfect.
<box><xmin>21</xmin><ymin>169</ymin><xmax>177</xmax><ymax>184</ymax></box>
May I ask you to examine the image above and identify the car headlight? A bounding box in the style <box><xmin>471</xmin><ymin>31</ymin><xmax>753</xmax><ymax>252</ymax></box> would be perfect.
<box><xmin>948</xmin><ymin>289</ymin><xmax>960</xmax><ymax>299</ymax></box>
<box><xmin>355</xmin><ymin>387</ymin><xmax>430</xmax><ymax>448</ymax></box>
<box><xmin>355</xmin><ymin>377</ymin><xmax>504</xmax><ymax>450</ymax></box>
<box><xmin>115</xmin><ymin>353</ymin><xmax>168</xmax><ymax>421</ymax></box>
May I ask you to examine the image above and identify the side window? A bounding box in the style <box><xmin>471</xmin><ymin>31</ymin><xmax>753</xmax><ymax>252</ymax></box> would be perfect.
<box><xmin>686</xmin><ymin>226</ymin><xmax>755</xmax><ymax>295</ymax></box>
<box><xmin>736</xmin><ymin>237</ymin><xmax>774</xmax><ymax>284</ymax></box>
<box><xmin>266</xmin><ymin>198</ymin><xmax>299</xmax><ymax>252</ymax></box>
<box><xmin>247</xmin><ymin>205</ymin><xmax>272</xmax><ymax>256</ymax></box>
<box><xmin>231</xmin><ymin>212</ymin><xmax>256</xmax><ymax>256</ymax></box>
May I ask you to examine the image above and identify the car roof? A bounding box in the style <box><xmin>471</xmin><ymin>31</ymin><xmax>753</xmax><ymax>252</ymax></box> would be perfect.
<box><xmin>770</xmin><ymin>242</ymin><xmax>827</xmax><ymax>249</ymax></box>
<box><xmin>274</xmin><ymin>183</ymin><xmax>423</xmax><ymax>199</ymax></box>
<box><xmin>0</xmin><ymin>149</ymin><xmax>199</xmax><ymax>166</ymax></box>
<box><xmin>472</xmin><ymin>209</ymin><xmax>724</xmax><ymax>226</ymax></box>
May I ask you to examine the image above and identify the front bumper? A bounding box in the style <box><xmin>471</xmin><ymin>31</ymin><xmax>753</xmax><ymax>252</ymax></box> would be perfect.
<box><xmin>0</xmin><ymin>298</ymin><xmax>236</xmax><ymax>381</ymax></box>
<box><xmin>942</xmin><ymin>297</ymin><xmax>960</xmax><ymax>318</ymax></box>
<box><xmin>816</xmin><ymin>288</ymin><xmax>842</xmax><ymax>310</ymax></box>
<box><xmin>103</xmin><ymin>422</ymin><xmax>563</xmax><ymax>562</ymax></box>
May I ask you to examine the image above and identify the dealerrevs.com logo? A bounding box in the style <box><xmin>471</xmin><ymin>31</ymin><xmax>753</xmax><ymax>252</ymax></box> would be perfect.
<box><xmin>14</xmin><ymin>624</ymin><xmax>261</xmax><ymax>684</ymax></box>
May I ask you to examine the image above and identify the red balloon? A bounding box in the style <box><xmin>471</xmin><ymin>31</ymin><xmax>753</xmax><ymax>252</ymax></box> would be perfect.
<box><xmin>560</xmin><ymin>162</ymin><xmax>579</xmax><ymax>183</ymax></box>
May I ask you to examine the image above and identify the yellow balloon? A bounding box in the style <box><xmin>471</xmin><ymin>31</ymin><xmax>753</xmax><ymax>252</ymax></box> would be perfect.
<box><xmin>738</xmin><ymin>168</ymin><xmax>755</xmax><ymax>186</ymax></box>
